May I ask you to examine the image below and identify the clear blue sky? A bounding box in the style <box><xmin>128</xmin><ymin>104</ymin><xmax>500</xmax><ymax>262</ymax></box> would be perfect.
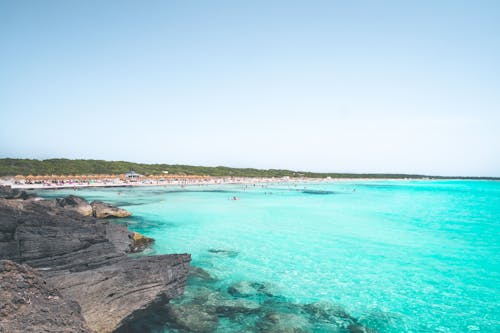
<box><xmin>1</xmin><ymin>0</ymin><xmax>499</xmax><ymax>176</ymax></box>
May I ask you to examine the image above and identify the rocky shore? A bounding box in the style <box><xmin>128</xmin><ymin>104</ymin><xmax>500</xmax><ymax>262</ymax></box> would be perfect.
<box><xmin>0</xmin><ymin>185</ymin><xmax>376</xmax><ymax>333</ymax></box>
<box><xmin>115</xmin><ymin>262</ymin><xmax>375</xmax><ymax>333</ymax></box>
<box><xmin>0</xmin><ymin>186</ymin><xmax>191</xmax><ymax>333</ymax></box>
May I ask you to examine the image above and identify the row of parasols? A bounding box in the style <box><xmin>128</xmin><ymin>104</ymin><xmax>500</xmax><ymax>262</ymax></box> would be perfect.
<box><xmin>14</xmin><ymin>174</ymin><xmax>212</xmax><ymax>181</ymax></box>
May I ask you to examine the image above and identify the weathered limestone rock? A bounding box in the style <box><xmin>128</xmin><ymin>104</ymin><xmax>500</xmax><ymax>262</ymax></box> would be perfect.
<box><xmin>51</xmin><ymin>254</ymin><xmax>190</xmax><ymax>333</ymax></box>
<box><xmin>0</xmin><ymin>260</ymin><xmax>92</xmax><ymax>333</ymax></box>
<box><xmin>0</xmin><ymin>187</ymin><xmax>191</xmax><ymax>333</ymax></box>
<box><xmin>56</xmin><ymin>195</ymin><xmax>93</xmax><ymax>216</ymax></box>
<box><xmin>91</xmin><ymin>200</ymin><xmax>132</xmax><ymax>218</ymax></box>
<box><xmin>0</xmin><ymin>197</ymin><xmax>130</xmax><ymax>268</ymax></box>
<box><xmin>131</xmin><ymin>231</ymin><xmax>154</xmax><ymax>252</ymax></box>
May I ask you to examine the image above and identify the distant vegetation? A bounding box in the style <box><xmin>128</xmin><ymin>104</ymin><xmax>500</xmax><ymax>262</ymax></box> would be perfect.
<box><xmin>0</xmin><ymin>158</ymin><xmax>497</xmax><ymax>180</ymax></box>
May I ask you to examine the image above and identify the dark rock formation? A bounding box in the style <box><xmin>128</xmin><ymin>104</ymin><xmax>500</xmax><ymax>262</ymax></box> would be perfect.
<box><xmin>56</xmin><ymin>195</ymin><xmax>93</xmax><ymax>216</ymax></box>
<box><xmin>91</xmin><ymin>200</ymin><xmax>132</xmax><ymax>218</ymax></box>
<box><xmin>0</xmin><ymin>187</ymin><xmax>191</xmax><ymax>333</ymax></box>
<box><xmin>0</xmin><ymin>185</ymin><xmax>37</xmax><ymax>200</ymax></box>
<box><xmin>0</xmin><ymin>259</ymin><xmax>92</xmax><ymax>333</ymax></box>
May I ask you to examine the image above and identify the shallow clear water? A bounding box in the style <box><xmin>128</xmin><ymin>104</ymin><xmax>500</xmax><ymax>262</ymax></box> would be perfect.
<box><xmin>36</xmin><ymin>180</ymin><xmax>500</xmax><ymax>332</ymax></box>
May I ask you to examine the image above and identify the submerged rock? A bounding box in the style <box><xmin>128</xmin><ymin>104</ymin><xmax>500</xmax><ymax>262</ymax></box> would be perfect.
<box><xmin>207</xmin><ymin>248</ymin><xmax>239</xmax><ymax>258</ymax></box>
<box><xmin>348</xmin><ymin>324</ymin><xmax>373</xmax><ymax>333</ymax></box>
<box><xmin>303</xmin><ymin>302</ymin><xmax>375</xmax><ymax>332</ymax></box>
<box><xmin>188</xmin><ymin>266</ymin><xmax>217</xmax><ymax>282</ymax></box>
<box><xmin>258</xmin><ymin>312</ymin><xmax>311</xmax><ymax>333</ymax></box>
<box><xmin>228</xmin><ymin>281</ymin><xmax>275</xmax><ymax>298</ymax></box>
<box><xmin>356</xmin><ymin>310</ymin><xmax>405</xmax><ymax>332</ymax></box>
<box><xmin>56</xmin><ymin>195</ymin><xmax>93</xmax><ymax>216</ymax></box>
<box><xmin>0</xmin><ymin>260</ymin><xmax>92</xmax><ymax>333</ymax></box>
<box><xmin>204</xmin><ymin>291</ymin><xmax>261</xmax><ymax>316</ymax></box>
<box><xmin>91</xmin><ymin>200</ymin><xmax>132</xmax><ymax>218</ymax></box>
<box><xmin>165</xmin><ymin>304</ymin><xmax>218</xmax><ymax>333</ymax></box>
<box><xmin>177</xmin><ymin>285</ymin><xmax>217</xmax><ymax>305</ymax></box>
<box><xmin>302</xmin><ymin>190</ymin><xmax>336</xmax><ymax>195</ymax></box>
<box><xmin>214</xmin><ymin>298</ymin><xmax>261</xmax><ymax>316</ymax></box>
<box><xmin>302</xmin><ymin>301</ymin><xmax>354</xmax><ymax>323</ymax></box>
<box><xmin>173</xmin><ymin>283</ymin><xmax>261</xmax><ymax>314</ymax></box>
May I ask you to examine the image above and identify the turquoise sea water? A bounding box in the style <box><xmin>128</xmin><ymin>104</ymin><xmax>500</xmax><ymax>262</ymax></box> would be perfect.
<box><xmin>36</xmin><ymin>180</ymin><xmax>500</xmax><ymax>332</ymax></box>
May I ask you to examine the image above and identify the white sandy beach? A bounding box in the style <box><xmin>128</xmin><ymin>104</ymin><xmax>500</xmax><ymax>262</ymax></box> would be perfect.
<box><xmin>0</xmin><ymin>176</ymin><xmax>321</xmax><ymax>190</ymax></box>
<box><xmin>0</xmin><ymin>175</ymin><xmax>423</xmax><ymax>190</ymax></box>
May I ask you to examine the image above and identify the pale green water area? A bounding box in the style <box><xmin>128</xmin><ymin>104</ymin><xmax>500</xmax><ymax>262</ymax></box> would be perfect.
<box><xmin>36</xmin><ymin>180</ymin><xmax>500</xmax><ymax>332</ymax></box>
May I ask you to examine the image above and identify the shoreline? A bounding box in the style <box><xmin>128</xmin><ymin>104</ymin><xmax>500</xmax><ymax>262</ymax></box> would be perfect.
<box><xmin>0</xmin><ymin>176</ymin><xmax>449</xmax><ymax>190</ymax></box>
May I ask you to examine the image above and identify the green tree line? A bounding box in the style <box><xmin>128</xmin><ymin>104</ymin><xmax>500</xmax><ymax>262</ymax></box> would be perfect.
<box><xmin>0</xmin><ymin>158</ymin><xmax>497</xmax><ymax>180</ymax></box>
